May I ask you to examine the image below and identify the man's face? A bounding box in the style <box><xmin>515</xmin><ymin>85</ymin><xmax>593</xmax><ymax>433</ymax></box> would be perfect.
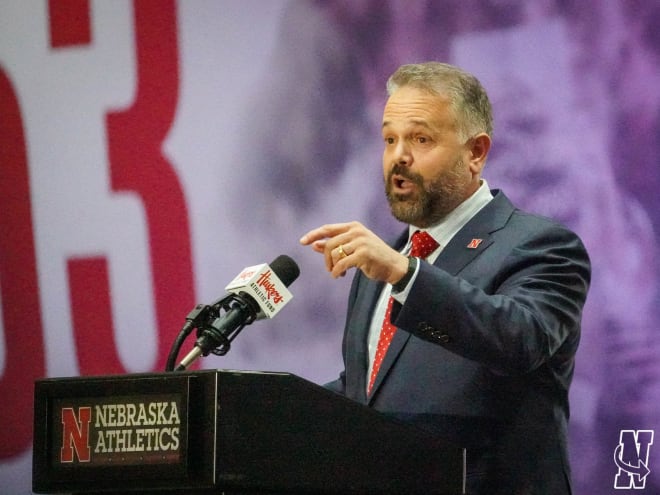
<box><xmin>381</xmin><ymin>86</ymin><xmax>477</xmax><ymax>227</ymax></box>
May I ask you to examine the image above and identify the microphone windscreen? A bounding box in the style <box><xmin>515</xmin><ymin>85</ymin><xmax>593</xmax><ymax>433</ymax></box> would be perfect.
<box><xmin>269</xmin><ymin>255</ymin><xmax>300</xmax><ymax>287</ymax></box>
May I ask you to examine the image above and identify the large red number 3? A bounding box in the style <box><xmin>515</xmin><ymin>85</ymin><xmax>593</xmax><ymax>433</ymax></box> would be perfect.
<box><xmin>0</xmin><ymin>0</ymin><xmax>195</xmax><ymax>459</ymax></box>
<box><xmin>68</xmin><ymin>0</ymin><xmax>195</xmax><ymax>375</ymax></box>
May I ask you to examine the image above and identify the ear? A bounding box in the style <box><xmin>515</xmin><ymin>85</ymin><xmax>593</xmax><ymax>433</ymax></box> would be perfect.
<box><xmin>467</xmin><ymin>133</ymin><xmax>491</xmax><ymax>174</ymax></box>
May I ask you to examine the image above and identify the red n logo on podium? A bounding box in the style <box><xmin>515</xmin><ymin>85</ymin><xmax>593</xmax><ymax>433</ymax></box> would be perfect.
<box><xmin>60</xmin><ymin>407</ymin><xmax>92</xmax><ymax>463</ymax></box>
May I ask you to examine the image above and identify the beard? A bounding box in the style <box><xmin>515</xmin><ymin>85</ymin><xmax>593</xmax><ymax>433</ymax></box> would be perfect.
<box><xmin>385</xmin><ymin>159</ymin><xmax>470</xmax><ymax>228</ymax></box>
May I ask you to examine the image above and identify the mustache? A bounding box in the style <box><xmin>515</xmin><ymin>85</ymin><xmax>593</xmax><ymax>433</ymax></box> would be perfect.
<box><xmin>388</xmin><ymin>163</ymin><xmax>424</xmax><ymax>186</ymax></box>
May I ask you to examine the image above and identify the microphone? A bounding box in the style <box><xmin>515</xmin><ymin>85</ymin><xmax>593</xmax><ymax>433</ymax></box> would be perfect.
<box><xmin>174</xmin><ymin>255</ymin><xmax>300</xmax><ymax>371</ymax></box>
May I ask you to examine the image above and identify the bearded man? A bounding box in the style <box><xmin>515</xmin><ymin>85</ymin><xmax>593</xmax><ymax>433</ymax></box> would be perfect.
<box><xmin>300</xmin><ymin>62</ymin><xmax>591</xmax><ymax>494</ymax></box>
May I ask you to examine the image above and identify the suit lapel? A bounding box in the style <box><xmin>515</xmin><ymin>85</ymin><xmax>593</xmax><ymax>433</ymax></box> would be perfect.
<box><xmin>436</xmin><ymin>227</ymin><xmax>494</xmax><ymax>275</ymax></box>
<box><xmin>365</xmin><ymin>230</ymin><xmax>411</xmax><ymax>401</ymax></box>
<box><xmin>345</xmin><ymin>277</ymin><xmax>383</xmax><ymax>402</ymax></box>
<box><xmin>348</xmin><ymin>230</ymin><xmax>407</xmax><ymax>403</ymax></box>
<box><xmin>435</xmin><ymin>190</ymin><xmax>513</xmax><ymax>274</ymax></box>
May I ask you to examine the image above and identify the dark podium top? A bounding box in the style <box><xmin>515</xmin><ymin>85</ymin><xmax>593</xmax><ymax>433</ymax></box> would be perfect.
<box><xmin>33</xmin><ymin>370</ymin><xmax>465</xmax><ymax>494</ymax></box>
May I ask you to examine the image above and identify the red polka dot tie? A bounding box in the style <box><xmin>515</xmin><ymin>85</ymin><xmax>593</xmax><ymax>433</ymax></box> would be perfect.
<box><xmin>367</xmin><ymin>231</ymin><xmax>439</xmax><ymax>394</ymax></box>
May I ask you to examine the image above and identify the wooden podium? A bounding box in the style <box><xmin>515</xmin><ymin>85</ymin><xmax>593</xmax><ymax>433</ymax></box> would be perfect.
<box><xmin>33</xmin><ymin>370</ymin><xmax>465</xmax><ymax>494</ymax></box>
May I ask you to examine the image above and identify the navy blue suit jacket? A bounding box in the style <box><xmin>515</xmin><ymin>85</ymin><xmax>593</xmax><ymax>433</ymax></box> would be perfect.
<box><xmin>327</xmin><ymin>190</ymin><xmax>591</xmax><ymax>494</ymax></box>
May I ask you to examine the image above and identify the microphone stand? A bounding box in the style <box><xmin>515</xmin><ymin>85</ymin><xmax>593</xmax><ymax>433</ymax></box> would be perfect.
<box><xmin>165</xmin><ymin>294</ymin><xmax>258</xmax><ymax>372</ymax></box>
<box><xmin>164</xmin><ymin>303</ymin><xmax>213</xmax><ymax>372</ymax></box>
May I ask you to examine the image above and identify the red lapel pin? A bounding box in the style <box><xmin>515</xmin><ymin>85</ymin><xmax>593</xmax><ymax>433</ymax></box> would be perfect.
<box><xmin>467</xmin><ymin>238</ymin><xmax>483</xmax><ymax>249</ymax></box>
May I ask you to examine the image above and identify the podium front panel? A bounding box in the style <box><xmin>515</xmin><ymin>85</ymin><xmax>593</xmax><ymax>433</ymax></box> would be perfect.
<box><xmin>33</xmin><ymin>372</ymin><xmax>217</xmax><ymax>493</ymax></box>
<box><xmin>34</xmin><ymin>370</ymin><xmax>465</xmax><ymax>494</ymax></box>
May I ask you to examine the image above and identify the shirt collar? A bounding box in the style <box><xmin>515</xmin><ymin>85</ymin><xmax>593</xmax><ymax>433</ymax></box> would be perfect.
<box><xmin>407</xmin><ymin>179</ymin><xmax>494</xmax><ymax>254</ymax></box>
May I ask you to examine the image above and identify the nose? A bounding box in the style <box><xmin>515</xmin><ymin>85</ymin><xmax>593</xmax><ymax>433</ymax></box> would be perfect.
<box><xmin>392</xmin><ymin>140</ymin><xmax>412</xmax><ymax>167</ymax></box>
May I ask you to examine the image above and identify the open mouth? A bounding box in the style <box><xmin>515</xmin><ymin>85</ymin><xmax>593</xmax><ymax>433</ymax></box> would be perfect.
<box><xmin>391</xmin><ymin>174</ymin><xmax>416</xmax><ymax>194</ymax></box>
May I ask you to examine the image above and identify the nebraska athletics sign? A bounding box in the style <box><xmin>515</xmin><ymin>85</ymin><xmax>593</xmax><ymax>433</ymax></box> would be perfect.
<box><xmin>59</xmin><ymin>396</ymin><xmax>182</xmax><ymax>465</ymax></box>
<box><xmin>33</xmin><ymin>372</ymin><xmax>205</xmax><ymax>493</ymax></box>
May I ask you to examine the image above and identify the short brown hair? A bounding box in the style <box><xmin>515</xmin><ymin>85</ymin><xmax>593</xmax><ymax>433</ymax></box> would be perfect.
<box><xmin>386</xmin><ymin>62</ymin><xmax>493</xmax><ymax>140</ymax></box>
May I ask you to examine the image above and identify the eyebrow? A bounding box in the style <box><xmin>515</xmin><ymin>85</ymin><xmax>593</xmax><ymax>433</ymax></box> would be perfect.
<box><xmin>382</xmin><ymin>118</ymin><xmax>433</xmax><ymax>130</ymax></box>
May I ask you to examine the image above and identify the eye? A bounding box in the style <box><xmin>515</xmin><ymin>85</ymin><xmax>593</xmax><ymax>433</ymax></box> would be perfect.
<box><xmin>384</xmin><ymin>136</ymin><xmax>395</xmax><ymax>145</ymax></box>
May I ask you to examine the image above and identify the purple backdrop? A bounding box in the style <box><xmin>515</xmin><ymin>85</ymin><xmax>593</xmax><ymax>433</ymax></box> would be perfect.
<box><xmin>1</xmin><ymin>1</ymin><xmax>659</xmax><ymax>493</ymax></box>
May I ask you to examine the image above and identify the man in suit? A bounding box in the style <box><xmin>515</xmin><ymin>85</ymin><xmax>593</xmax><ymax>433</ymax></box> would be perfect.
<box><xmin>300</xmin><ymin>62</ymin><xmax>591</xmax><ymax>494</ymax></box>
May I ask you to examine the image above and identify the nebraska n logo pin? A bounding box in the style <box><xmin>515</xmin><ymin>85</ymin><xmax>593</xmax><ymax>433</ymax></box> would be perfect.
<box><xmin>467</xmin><ymin>239</ymin><xmax>483</xmax><ymax>249</ymax></box>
